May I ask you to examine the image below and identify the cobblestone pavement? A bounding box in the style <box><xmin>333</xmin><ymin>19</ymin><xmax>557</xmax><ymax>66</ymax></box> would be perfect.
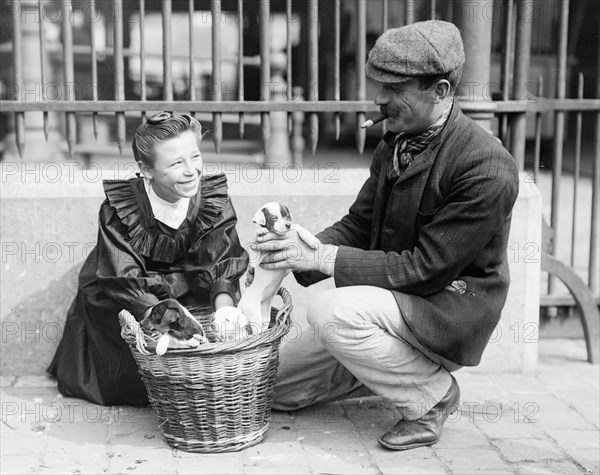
<box><xmin>1</xmin><ymin>339</ymin><xmax>598</xmax><ymax>475</ymax></box>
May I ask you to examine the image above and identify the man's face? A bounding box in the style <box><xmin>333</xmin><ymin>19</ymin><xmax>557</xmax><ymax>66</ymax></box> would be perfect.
<box><xmin>374</xmin><ymin>79</ymin><xmax>437</xmax><ymax>135</ymax></box>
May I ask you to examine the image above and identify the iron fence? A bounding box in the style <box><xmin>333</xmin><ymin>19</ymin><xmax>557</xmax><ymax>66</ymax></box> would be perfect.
<box><xmin>1</xmin><ymin>0</ymin><xmax>599</xmax><ymax>356</ymax></box>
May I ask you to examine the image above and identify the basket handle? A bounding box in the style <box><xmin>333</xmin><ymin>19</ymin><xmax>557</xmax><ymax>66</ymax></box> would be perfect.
<box><xmin>275</xmin><ymin>287</ymin><xmax>293</xmax><ymax>325</ymax></box>
<box><xmin>119</xmin><ymin>310</ymin><xmax>152</xmax><ymax>355</ymax></box>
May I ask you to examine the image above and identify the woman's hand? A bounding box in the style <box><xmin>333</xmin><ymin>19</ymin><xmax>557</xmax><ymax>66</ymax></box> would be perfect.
<box><xmin>245</xmin><ymin>266</ymin><xmax>255</xmax><ymax>287</ymax></box>
<box><xmin>214</xmin><ymin>292</ymin><xmax>235</xmax><ymax>310</ymax></box>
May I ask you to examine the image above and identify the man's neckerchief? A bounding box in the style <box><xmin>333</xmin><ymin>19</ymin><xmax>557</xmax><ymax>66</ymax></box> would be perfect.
<box><xmin>388</xmin><ymin>101</ymin><xmax>453</xmax><ymax>179</ymax></box>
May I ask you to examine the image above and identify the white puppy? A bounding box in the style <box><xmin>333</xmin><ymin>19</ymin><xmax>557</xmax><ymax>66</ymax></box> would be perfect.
<box><xmin>237</xmin><ymin>202</ymin><xmax>318</xmax><ymax>332</ymax></box>
<box><xmin>211</xmin><ymin>306</ymin><xmax>251</xmax><ymax>341</ymax></box>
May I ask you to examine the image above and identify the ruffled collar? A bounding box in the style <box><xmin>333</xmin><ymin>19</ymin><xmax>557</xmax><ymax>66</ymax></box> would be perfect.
<box><xmin>143</xmin><ymin>178</ymin><xmax>190</xmax><ymax>229</ymax></box>
<box><xmin>103</xmin><ymin>173</ymin><xmax>228</xmax><ymax>263</ymax></box>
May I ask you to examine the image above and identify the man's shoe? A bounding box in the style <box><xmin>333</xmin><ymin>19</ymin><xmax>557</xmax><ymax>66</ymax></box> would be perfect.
<box><xmin>378</xmin><ymin>375</ymin><xmax>460</xmax><ymax>451</ymax></box>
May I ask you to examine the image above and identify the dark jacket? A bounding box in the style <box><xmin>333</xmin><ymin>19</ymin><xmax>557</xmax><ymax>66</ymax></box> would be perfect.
<box><xmin>48</xmin><ymin>174</ymin><xmax>249</xmax><ymax>405</ymax></box>
<box><xmin>300</xmin><ymin>103</ymin><xmax>519</xmax><ymax>366</ymax></box>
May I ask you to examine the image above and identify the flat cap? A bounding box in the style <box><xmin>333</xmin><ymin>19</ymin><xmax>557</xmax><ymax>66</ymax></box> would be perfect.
<box><xmin>366</xmin><ymin>20</ymin><xmax>465</xmax><ymax>83</ymax></box>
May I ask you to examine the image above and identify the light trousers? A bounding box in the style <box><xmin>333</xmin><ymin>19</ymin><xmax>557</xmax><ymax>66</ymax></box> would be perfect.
<box><xmin>272</xmin><ymin>286</ymin><xmax>461</xmax><ymax>421</ymax></box>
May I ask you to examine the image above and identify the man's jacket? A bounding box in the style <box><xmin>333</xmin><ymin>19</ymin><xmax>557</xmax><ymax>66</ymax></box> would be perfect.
<box><xmin>303</xmin><ymin>103</ymin><xmax>519</xmax><ymax>366</ymax></box>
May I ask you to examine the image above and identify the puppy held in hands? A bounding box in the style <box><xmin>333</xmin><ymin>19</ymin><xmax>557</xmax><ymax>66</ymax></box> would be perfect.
<box><xmin>237</xmin><ymin>202</ymin><xmax>319</xmax><ymax>332</ymax></box>
<box><xmin>140</xmin><ymin>298</ymin><xmax>207</xmax><ymax>355</ymax></box>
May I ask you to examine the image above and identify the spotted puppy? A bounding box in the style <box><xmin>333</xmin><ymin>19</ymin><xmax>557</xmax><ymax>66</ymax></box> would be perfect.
<box><xmin>236</xmin><ymin>202</ymin><xmax>319</xmax><ymax>333</ymax></box>
<box><xmin>140</xmin><ymin>298</ymin><xmax>207</xmax><ymax>355</ymax></box>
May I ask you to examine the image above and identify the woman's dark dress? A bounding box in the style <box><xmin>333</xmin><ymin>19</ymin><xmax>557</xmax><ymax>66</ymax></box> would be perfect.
<box><xmin>47</xmin><ymin>173</ymin><xmax>248</xmax><ymax>406</ymax></box>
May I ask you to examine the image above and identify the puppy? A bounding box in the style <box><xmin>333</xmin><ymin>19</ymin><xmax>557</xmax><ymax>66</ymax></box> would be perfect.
<box><xmin>211</xmin><ymin>306</ymin><xmax>252</xmax><ymax>341</ymax></box>
<box><xmin>140</xmin><ymin>299</ymin><xmax>207</xmax><ymax>355</ymax></box>
<box><xmin>237</xmin><ymin>202</ymin><xmax>319</xmax><ymax>332</ymax></box>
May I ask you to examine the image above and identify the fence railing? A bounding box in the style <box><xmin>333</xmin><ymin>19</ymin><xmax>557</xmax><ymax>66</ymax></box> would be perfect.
<box><xmin>1</xmin><ymin>0</ymin><xmax>599</xmax><ymax>347</ymax></box>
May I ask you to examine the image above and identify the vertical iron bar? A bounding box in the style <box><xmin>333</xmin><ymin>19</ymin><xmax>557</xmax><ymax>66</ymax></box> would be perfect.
<box><xmin>589</xmin><ymin>29</ymin><xmax>600</xmax><ymax>293</ymax></box>
<box><xmin>114</xmin><ymin>0</ymin><xmax>125</xmax><ymax>153</ymax></box>
<box><xmin>500</xmin><ymin>0</ymin><xmax>514</xmax><ymax>146</ymax></box>
<box><xmin>286</xmin><ymin>0</ymin><xmax>293</xmax><ymax>135</ymax></box>
<box><xmin>356</xmin><ymin>0</ymin><xmax>367</xmax><ymax>154</ymax></box>
<box><xmin>430</xmin><ymin>0</ymin><xmax>436</xmax><ymax>19</ymax></box>
<box><xmin>211</xmin><ymin>0</ymin><xmax>223</xmax><ymax>153</ymax></box>
<box><xmin>308</xmin><ymin>0</ymin><xmax>319</xmax><ymax>154</ymax></box>
<box><xmin>260</xmin><ymin>0</ymin><xmax>271</xmax><ymax>155</ymax></box>
<box><xmin>381</xmin><ymin>0</ymin><xmax>389</xmax><ymax>135</ymax></box>
<box><xmin>89</xmin><ymin>0</ymin><xmax>99</xmax><ymax>139</ymax></box>
<box><xmin>382</xmin><ymin>0</ymin><xmax>388</xmax><ymax>30</ymax></box>
<box><xmin>509</xmin><ymin>0</ymin><xmax>532</xmax><ymax>168</ymax></box>
<box><xmin>570</xmin><ymin>73</ymin><xmax>583</xmax><ymax>268</ymax></box>
<box><xmin>455</xmin><ymin>1</ymin><xmax>493</xmax><ymax>132</ymax></box>
<box><xmin>334</xmin><ymin>0</ymin><xmax>341</xmax><ymax>140</ymax></box>
<box><xmin>62</xmin><ymin>0</ymin><xmax>76</xmax><ymax>157</ymax></box>
<box><xmin>446</xmin><ymin>0</ymin><xmax>453</xmax><ymax>21</ymax></box>
<box><xmin>533</xmin><ymin>75</ymin><xmax>543</xmax><ymax>184</ymax></box>
<box><xmin>291</xmin><ymin>86</ymin><xmax>305</xmax><ymax>165</ymax></box>
<box><xmin>140</xmin><ymin>0</ymin><xmax>147</xmax><ymax>122</ymax></box>
<box><xmin>548</xmin><ymin>0</ymin><xmax>570</xmax><ymax>294</ymax></box>
<box><xmin>238</xmin><ymin>0</ymin><xmax>245</xmax><ymax>138</ymax></box>
<box><xmin>38</xmin><ymin>1</ymin><xmax>48</xmax><ymax>141</ymax></box>
<box><xmin>12</xmin><ymin>1</ymin><xmax>24</xmax><ymax>157</ymax></box>
<box><xmin>162</xmin><ymin>0</ymin><xmax>173</xmax><ymax>102</ymax></box>
<box><xmin>405</xmin><ymin>0</ymin><xmax>415</xmax><ymax>24</ymax></box>
<box><xmin>188</xmin><ymin>0</ymin><xmax>196</xmax><ymax>109</ymax></box>
<box><xmin>590</xmin><ymin>123</ymin><xmax>600</xmax><ymax>292</ymax></box>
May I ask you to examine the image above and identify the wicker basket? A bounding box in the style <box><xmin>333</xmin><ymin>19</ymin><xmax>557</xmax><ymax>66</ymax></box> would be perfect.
<box><xmin>119</xmin><ymin>288</ymin><xmax>292</xmax><ymax>453</ymax></box>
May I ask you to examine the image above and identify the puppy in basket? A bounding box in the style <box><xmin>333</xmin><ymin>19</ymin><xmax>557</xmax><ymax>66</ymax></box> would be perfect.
<box><xmin>212</xmin><ymin>202</ymin><xmax>318</xmax><ymax>340</ymax></box>
<box><xmin>140</xmin><ymin>299</ymin><xmax>207</xmax><ymax>355</ymax></box>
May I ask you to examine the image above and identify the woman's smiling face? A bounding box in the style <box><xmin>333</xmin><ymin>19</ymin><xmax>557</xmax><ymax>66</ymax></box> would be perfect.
<box><xmin>140</xmin><ymin>130</ymin><xmax>202</xmax><ymax>202</ymax></box>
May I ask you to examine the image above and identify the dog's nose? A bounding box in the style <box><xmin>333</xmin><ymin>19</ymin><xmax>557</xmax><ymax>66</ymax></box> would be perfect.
<box><xmin>285</xmin><ymin>222</ymin><xmax>291</xmax><ymax>229</ymax></box>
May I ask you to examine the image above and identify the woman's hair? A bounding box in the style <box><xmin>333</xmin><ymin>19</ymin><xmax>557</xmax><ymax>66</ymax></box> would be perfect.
<box><xmin>132</xmin><ymin>112</ymin><xmax>203</xmax><ymax>166</ymax></box>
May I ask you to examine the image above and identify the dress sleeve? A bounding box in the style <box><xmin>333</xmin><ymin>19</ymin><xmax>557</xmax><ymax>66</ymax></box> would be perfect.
<box><xmin>94</xmin><ymin>202</ymin><xmax>174</xmax><ymax>320</ymax></box>
<box><xmin>184</xmin><ymin>197</ymin><xmax>249</xmax><ymax>306</ymax></box>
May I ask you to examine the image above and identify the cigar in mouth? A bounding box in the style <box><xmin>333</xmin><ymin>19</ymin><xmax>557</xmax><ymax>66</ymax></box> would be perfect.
<box><xmin>360</xmin><ymin>114</ymin><xmax>388</xmax><ymax>129</ymax></box>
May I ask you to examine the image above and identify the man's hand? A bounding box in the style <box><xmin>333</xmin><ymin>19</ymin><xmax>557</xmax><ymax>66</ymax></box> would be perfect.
<box><xmin>254</xmin><ymin>226</ymin><xmax>338</xmax><ymax>274</ymax></box>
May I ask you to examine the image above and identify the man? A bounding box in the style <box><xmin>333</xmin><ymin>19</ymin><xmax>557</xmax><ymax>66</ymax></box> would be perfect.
<box><xmin>256</xmin><ymin>20</ymin><xmax>519</xmax><ymax>450</ymax></box>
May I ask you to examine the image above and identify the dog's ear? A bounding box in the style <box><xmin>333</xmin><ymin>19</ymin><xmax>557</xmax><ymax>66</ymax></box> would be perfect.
<box><xmin>280</xmin><ymin>203</ymin><xmax>292</xmax><ymax>222</ymax></box>
<box><xmin>162</xmin><ymin>308</ymin><xmax>180</xmax><ymax>325</ymax></box>
<box><xmin>162</xmin><ymin>298</ymin><xmax>182</xmax><ymax>310</ymax></box>
<box><xmin>149</xmin><ymin>301</ymin><xmax>168</xmax><ymax>323</ymax></box>
<box><xmin>252</xmin><ymin>207</ymin><xmax>267</xmax><ymax>226</ymax></box>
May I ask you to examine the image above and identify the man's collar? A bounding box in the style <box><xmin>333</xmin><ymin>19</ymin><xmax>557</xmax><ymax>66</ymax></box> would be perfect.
<box><xmin>383</xmin><ymin>130</ymin><xmax>397</xmax><ymax>148</ymax></box>
<box><xmin>382</xmin><ymin>99</ymin><xmax>456</xmax><ymax>148</ymax></box>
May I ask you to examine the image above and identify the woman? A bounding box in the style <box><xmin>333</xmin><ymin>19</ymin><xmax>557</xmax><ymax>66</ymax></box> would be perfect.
<box><xmin>48</xmin><ymin>112</ymin><xmax>249</xmax><ymax>406</ymax></box>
